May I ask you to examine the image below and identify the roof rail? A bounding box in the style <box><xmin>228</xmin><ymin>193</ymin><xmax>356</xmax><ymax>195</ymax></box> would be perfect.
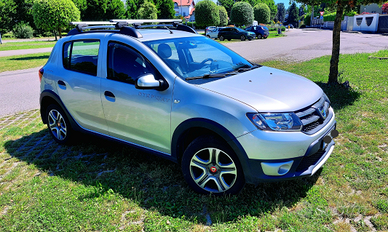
<box><xmin>110</xmin><ymin>19</ymin><xmax>182</xmax><ymax>24</ymax></box>
<box><xmin>67</xmin><ymin>19</ymin><xmax>196</xmax><ymax>38</ymax></box>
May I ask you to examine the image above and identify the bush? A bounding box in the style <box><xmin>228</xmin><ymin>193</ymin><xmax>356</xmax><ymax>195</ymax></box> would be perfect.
<box><xmin>231</xmin><ymin>1</ymin><xmax>254</xmax><ymax>26</ymax></box>
<box><xmin>13</xmin><ymin>22</ymin><xmax>34</xmax><ymax>39</ymax></box>
<box><xmin>218</xmin><ymin>5</ymin><xmax>228</xmax><ymax>26</ymax></box>
<box><xmin>195</xmin><ymin>0</ymin><xmax>220</xmax><ymax>27</ymax></box>
<box><xmin>253</xmin><ymin>3</ymin><xmax>270</xmax><ymax>24</ymax></box>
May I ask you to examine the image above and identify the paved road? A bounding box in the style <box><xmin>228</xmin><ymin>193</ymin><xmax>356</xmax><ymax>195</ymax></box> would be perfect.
<box><xmin>226</xmin><ymin>29</ymin><xmax>388</xmax><ymax>63</ymax></box>
<box><xmin>1</xmin><ymin>29</ymin><xmax>388</xmax><ymax>117</ymax></box>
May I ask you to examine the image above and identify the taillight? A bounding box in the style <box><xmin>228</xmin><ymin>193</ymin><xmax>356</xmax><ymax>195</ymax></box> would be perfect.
<box><xmin>39</xmin><ymin>68</ymin><xmax>44</xmax><ymax>82</ymax></box>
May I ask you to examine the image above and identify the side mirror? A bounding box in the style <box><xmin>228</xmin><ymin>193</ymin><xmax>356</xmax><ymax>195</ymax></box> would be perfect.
<box><xmin>136</xmin><ymin>74</ymin><xmax>168</xmax><ymax>91</ymax></box>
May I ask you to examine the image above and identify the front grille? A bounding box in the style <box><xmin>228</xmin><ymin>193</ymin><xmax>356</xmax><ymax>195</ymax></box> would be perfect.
<box><xmin>296</xmin><ymin>97</ymin><xmax>331</xmax><ymax>134</ymax></box>
<box><xmin>296</xmin><ymin>150</ymin><xmax>325</xmax><ymax>172</ymax></box>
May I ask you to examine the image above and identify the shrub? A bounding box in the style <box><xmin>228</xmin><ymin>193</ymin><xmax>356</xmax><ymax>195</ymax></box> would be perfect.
<box><xmin>13</xmin><ymin>22</ymin><xmax>34</xmax><ymax>39</ymax></box>
<box><xmin>231</xmin><ymin>1</ymin><xmax>254</xmax><ymax>26</ymax></box>
<box><xmin>218</xmin><ymin>5</ymin><xmax>228</xmax><ymax>26</ymax></box>
<box><xmin>195</xmin><ymin>0</ymin><xmax>220</xmax><ymax>27</ymax></box>
<box><xmin>383</xmin><ymin>2</ymin><xmax>388</xmax><ymax>13</ymax></box>
<box><xmin>254</xmin><ymin>3</ymin><xmax>270</xmax><ymax>24</ymax></box>
<box><xmin>138</xmin><ymin>1</ymin><xmax>158</xmax><ymax>19</ymax></box>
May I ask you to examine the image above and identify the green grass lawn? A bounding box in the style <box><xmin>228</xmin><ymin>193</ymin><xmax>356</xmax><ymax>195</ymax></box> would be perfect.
<box><xmin>0</xmin><ymin>41</ymin><xmax>56</xmax><ymax>51</ymax></box>
<box><xmin>0</xmin><ymin>51</ymin><xmax>387</xmax><ymax>231</ymax></box>
<box><xmin>0</xmin><ymin>53</ymin><xmax>51</xmax><ymax>72</ymax></box>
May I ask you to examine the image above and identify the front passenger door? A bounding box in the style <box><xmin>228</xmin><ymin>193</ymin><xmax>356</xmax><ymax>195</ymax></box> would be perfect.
<box><xmin>100</xmin><ymin>41</ymin><xmax>173</xmax><ymax>153</ymax></box>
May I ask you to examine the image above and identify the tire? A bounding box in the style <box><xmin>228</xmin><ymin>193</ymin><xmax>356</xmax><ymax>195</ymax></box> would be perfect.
<box><xmin>181</xmin><ymin>136</ymin><xmax>245</xmax><ymax>195</ymax></box>
<box><xmin>219</xmin><ymin>35</ymin><xmax>224</xmax><ymax>41</ymax></box>
<box><xmin>46</xmin><ymin>104</ymin><xmax>73</xmax><ymax>144</ymax></box>
<box><xmin>206</xmin><ymin>35</ymin><xmax>211</xmax><ymax>38</ymax></box>
<box><xmin>240</xmin><ymin>35</ymin><xmax>246</xmax><ymax>41</ymax></box>
<box><xmin>257</xmin><ymin>34</ymin><xmax>262</xmax><ymax>39</ymax></box>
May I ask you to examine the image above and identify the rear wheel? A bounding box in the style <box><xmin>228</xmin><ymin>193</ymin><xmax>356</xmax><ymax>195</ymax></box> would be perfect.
<box><xmin>181</xmin><ymin>136</ymin><xmax>245</xmax><ymax>195</ymax></box>
<box><xmin>46</xmin><ymin>104</ymin><xmax>73</xmax><ymax>144</ymax></box>
<box><xmin>219</xmin><ymin>35</ymin><xmax>225</xmax><ymax>41</ymax></box>
<box><xmin>240</xmin><ymin>35</ymin><xmax>246</xmax><ymax>41</ymax></box>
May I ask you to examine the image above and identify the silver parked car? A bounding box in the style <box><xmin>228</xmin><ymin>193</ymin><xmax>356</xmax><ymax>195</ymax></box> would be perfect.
<box><xmin>39</xmin><ymin>19</ymin><xmax>337</xmax><ymax>195</ymax></box>
<box><xmin>205</xmin><ymin>26</ymin><xmax>225</xmax><ymax>39</ymax></box>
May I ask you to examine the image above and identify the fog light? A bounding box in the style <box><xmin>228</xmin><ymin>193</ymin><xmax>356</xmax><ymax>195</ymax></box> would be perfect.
<box><xmin>261</xmin><ymin>160</ymin><xmax>294</xmax><ymax>176</ymax></box>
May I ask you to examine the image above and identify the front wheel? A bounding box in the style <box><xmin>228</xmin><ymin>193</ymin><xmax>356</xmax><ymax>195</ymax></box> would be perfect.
<box><xmin>257</xmin><ymin>34</ymin><xmax>262</xmax><ymax>39</ymax></box>
<box><xmin>240</xmin><ymin>35</ymin><xmax>246</xmax><ymax>41</ymax></box>
<box><xmin>46</xmin><ymin>104</ymin><xmax>73</xmax><ymax>144</ymax></box>
<box><xmin>219</xmin><ymin>35</ymin><xmax>225</xmax><ymax>41</ymax></box>
<box><xmin>181</xmin><ymin>136</ymin><xmax>245</xmax><ymax>195</ymax></box>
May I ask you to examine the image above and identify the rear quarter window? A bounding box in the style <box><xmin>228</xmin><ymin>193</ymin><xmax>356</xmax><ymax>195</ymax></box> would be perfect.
<box><xmin>63</xmin><ymin>40</ymin><xmax>100</xmax><ymax>76</ymax></box>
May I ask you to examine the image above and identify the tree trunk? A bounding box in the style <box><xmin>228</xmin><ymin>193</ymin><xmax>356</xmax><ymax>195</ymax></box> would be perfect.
<box><xmin>328</xmin><ymin>3</ymin><xmax>344</xmax><ymax>85</ymax></box>
<box><xmin>54</xmin><ymin>30</ymin><xmax>57</xmax><ymax>41</ymax></box>
<box><xmin>311</xmin><ymin>5</ymin><xmax>314</xmax><ymax>26</ymax></box>
<box><xmin>59</xmin><ymin>28</ymin><xmax>62</xmax><ymax>39</ymax></box>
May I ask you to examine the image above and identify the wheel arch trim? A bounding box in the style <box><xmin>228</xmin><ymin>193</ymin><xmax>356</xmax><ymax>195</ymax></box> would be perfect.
<box><xmin>171</xmin><ymin>118</ymin><xmax>255</xmax><ymax>183</ymax></box>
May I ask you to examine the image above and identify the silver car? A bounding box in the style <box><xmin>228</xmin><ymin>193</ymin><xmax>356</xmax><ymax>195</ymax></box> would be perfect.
<box><xmin>39</xmin><ymin>20</ymin><xmax>337</xmax><ymax>195</ymax></box>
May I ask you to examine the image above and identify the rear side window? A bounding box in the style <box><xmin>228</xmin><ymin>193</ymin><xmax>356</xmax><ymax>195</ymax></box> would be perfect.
<box><xmin>63</xmin><ymin>40</ymin><xmax>100</xmax><ymax>76</ymax></box>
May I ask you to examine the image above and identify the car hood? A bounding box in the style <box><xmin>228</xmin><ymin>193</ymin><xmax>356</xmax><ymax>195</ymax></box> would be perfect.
<box><xmin>200</xmin><ymin>66</ymin><xmax>323</xmax><ymax>112</ymax></box>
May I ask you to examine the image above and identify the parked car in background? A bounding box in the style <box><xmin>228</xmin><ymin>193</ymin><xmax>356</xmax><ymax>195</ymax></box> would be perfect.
<box><xmin>245</xmin><ymin>25</ymin><xmax>269</xmax><ymax>39</ymax></box>
<box><xmin>205</xmin><ymin>26</ymin><xmax>225</xmax><ymax>39</ymax></box>
<box><xmin>218</xmin><ymin>27</ymin><xmax>256</xmax><ymax>41</ymax></box>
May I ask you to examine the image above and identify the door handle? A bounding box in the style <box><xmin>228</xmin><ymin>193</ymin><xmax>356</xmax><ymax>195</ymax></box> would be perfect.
<box><xmin>104</xmin><ymin>91</ymin><xmax>115</xmax><ymax>102</ymax></box>
<box><xmin>58</xmin><ymin>80</ymin><xmax>66</xmax><ymax>89</ymax></box>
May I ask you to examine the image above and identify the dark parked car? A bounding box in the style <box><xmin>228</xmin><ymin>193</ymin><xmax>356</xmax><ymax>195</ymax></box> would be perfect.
<box><xmin>218</xmin><ymin>27</ymin><xmax>256</xmax><ymax>41</ymax></box>
<box><xmin>245</xmin><ymin>25</ymin><xmax>269</xmax><ymax>39</ymax></box>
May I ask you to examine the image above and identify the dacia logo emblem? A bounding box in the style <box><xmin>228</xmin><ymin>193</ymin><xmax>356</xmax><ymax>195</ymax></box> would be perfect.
<box><xmin>319</xmin><ymin>106</ymin><xmax>327</xmax><ymax>119</ymax></box>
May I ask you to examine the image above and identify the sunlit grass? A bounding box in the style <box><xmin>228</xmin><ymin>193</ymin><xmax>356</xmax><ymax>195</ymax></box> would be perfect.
<box><xmin>0</xmin><ymin>52</ymin><xmax>50</xmax><ymax>72</ymax></box>
<box><xmin>0</xmin><ymin>41</ymin><xmax>56</xmax><ymax>51</ymax></box>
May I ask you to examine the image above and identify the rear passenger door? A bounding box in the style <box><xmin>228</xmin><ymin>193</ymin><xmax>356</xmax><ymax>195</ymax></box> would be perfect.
<box><xmin>57</xmin><ymin>39</ymin><xmax>108</xmax><ymax>133</ymax></box>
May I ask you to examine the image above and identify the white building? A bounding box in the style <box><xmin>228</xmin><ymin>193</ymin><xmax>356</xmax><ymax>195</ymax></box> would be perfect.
<box><xmin>173</xmin><ymin>0</ymin><xmax>195</xmax><ymax>21</ymax></box>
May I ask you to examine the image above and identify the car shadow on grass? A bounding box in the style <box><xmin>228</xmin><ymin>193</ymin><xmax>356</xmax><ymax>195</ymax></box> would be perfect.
<box><xmin>315</xmin><ymin>82</ymin><xmax>361</xmax><ymax>111</ymax></box>
<box><xmin>9</xmin><ymin>55</ymin><xmax>50</xmax><ymax>61</ymax></box>
<box><xmin>4</xmin><ymin>128</ymin><xmax>323</xmax><ymax>224</ymax></box>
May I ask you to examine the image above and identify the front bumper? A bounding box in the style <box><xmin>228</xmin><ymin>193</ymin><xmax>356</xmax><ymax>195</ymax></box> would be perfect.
<box><xmin>237</xmin><ymin>108</ymin><xmax>337</xmax><ymax>185</ymax></box>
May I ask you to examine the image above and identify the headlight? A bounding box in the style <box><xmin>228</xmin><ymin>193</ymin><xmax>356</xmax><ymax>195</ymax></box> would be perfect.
<box><xmin>247</xmin><ymin>113</ymin><xmax>302</xmax><ymax>131</ymax></box>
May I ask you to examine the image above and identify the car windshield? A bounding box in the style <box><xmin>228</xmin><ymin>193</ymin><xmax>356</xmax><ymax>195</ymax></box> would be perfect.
<box><xmin>143</xmin><ymin>37</ymin><xmax>258</xmax><ymax>84</ymax></box>
<box><xmin>236</xmin><ymin>27</ymin><xmax>245</xmax><ymax>32</ymax></box>
<box><xmin>263</xmin><ymin>26</ymin><xmax>269</xmax><ymax>30</ymax></box>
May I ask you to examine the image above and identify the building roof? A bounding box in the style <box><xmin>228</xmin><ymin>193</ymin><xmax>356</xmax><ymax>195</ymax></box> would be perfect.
<box><xmin>173</xmin><ymin>0</ymin><xmax>194</xmax><ymax>7</ymax></box>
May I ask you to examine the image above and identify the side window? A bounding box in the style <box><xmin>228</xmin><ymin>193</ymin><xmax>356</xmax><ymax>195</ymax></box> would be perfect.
<box><xmin>63</xmin><ymin>40</ymin><xmax>100</xmax><ymax>76</ymax></box>
<box><xmin>107</xmin><ymin>42</ymin><xmax>160</xmax><ymax>85</ymax></box>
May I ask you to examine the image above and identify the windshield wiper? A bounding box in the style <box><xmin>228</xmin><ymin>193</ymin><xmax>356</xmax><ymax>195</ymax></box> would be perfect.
<box><xmin>234</xmin><ymin>64</ymin><xmax>261</xmax><ymax>72</ymax></box>
<box><xmin>185</xmin><ymin>73</ymin><xmax>232</xmax><ymax>81</ymax></box>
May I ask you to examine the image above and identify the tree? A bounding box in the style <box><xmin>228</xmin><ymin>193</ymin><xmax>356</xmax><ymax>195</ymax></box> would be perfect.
<box><xmin>276</xmin><ymin>3</ymin><xmax>286</xmax><ymax>22</ymax></box>
<box><xmin>297</xmin><ymin>0</ymin><xmax>384</xmax><ymax>84</ymax></box>
<box><xmin>287</xmin><ymin>2</ymin><xmax>299</xmax><ymax>27</ymax></box>
<box><xmin>218</xmin><ymin>5</ymin><xmax>228</xmax><ymax>26</ymax></box>
<box><xmin>125</xmin><ymin>0</ymin><xmax>138</xmax><ymax>18</ymax></box>
<box><xmin>138</xmin><ymin>0</ymin><xmax>157</xmax><ymax>19</ymax></box>
<box><xmin>32</xmin><ymin>0</ymin><xmax>80</xmax><ymax>40</ymax></box>
<box><xmin>72</xmin><ymin>0</ymin><xmax>87</xmax><ymax>19</ymax></box>
<box><xmin>218</xmin><ymin>0</ymin><xmax>234</xmax><ymax>16</ymax></box>
<box><xmin>231</xmin><ymin>1</ymin><xmax>254</xmax><ymax>26</ymax></box>
<box><xmin>155</xmin><ymin>0</ymin><xmax>175</xmax><ymax>19</ymax></box>
<box><xmin>195</xmin><ymin>0</ymin><xmax>220</xmax><ymax>27</ymax></box>
<box><xmin>0</xmin><ymin>0</ymin><xmax>17</xmax><ymax>33</ymax></box>
<box><xmin>261</xmin><ymin>0</ymin><xmax>277</xmax><ymax>21</ymax></box>
<box><xmin>254</xmin><ymin>3</ymin><xmax>270</xmax><ymax>24</ymax></box>
<box><xmin>83</xmin><ymin>0</ymin><xmax>108</xmax><ymax>21</ymax></box>
<box><xmin>105</xmin><ymin>0</ymin><xmax>125</xmax><ymax>20</ymax></box>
